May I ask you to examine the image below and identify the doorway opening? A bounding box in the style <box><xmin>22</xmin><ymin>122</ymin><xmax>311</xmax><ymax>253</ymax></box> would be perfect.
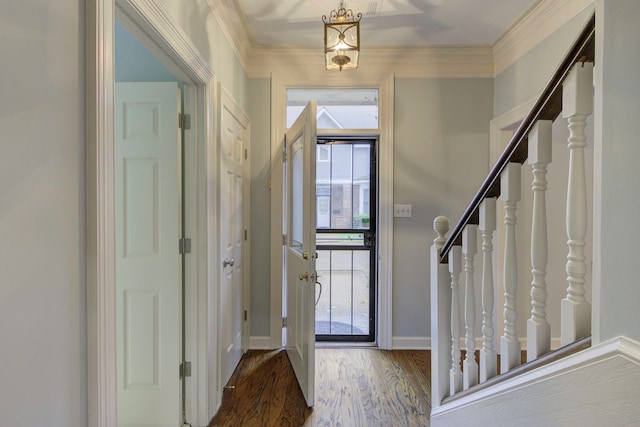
<box><xmin>315</xmin><ymin>138</ymin><xmax>377</xmax><ymax>343</ymax></box>
<box><xmin>114</xmin><ymin>19</ymin><xmax>194</xmax><ymax>426</ymax></box>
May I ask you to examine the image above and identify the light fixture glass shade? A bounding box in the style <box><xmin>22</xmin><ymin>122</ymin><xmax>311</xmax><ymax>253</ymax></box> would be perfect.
<box><xmin>323</xmin><ymin>2</ymin><xmax>362</xmax><ymax>71</ymax></box>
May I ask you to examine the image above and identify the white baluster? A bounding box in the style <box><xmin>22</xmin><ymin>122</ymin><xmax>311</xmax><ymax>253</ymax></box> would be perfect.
<box><xmin>449</xmin><ymin>245</ymin><xmax>463</xmax><ymax>395</ymax></box>
<box><xmin>527</xmin><ymin>120</ymin><xmax>552</xmax><ymax>361</ymax></box>
<box><xmin>431</xmin><ymin>216</ymin><xmax>450</xmax><ymax>409</ymax></box>
<box><xmin>463</xmin><ymin>225</ymin><xmax>478</xmax><ymax>389</ymax></box>
<box><xmin>479</xmin><ymin>198</ymin><xmax>497</xmax><ymax>382</ymax></box>
<box><xmin>500</xmin><ymin>163</ymin><xmax>522</xmax><ymax>372</ymax></box>
<box><xmin>561</xmin><ymin>62</ymin><xmax>593</xmax><ymax>345</ymax></box>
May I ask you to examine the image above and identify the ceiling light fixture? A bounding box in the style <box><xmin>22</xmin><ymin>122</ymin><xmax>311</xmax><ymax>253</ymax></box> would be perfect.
<box><xmin>322</xmin><ymin>0</ymin><xmax>362</xmax><ymax>71</ymax></box>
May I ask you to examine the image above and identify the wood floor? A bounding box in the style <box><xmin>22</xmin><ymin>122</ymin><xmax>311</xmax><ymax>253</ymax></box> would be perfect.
<box><xmin>209</xmin><ymin>348</ymin><xmax>431</xmax><ymax>427</ymax></box>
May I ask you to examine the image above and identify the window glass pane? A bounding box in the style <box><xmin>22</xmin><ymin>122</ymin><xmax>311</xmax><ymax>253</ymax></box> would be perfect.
<box><xmin>290</xmin><ymin>137</ymin><xmax>304</xmax><ymax>251</ymax></box>
<box><xmin>287</xmin><ymin>88</ymin><xmax>378</xmax><ymax>129</ymax></box>
<box><xmin>314</xmin><ymin>249</ymin><xmax>370</xmax><ymax>335</ymax></box>
<box><xmin>316</xmin><ymin>142</ymin><xmax>371</xmax><ymax>230</ymax></box>
<box><xmin>352</xmin><ymin>144</ymin><xmax>371</xmax><ymax>229</ymax></box>
<box><xmin>330</xmin><ymin>144</ymin><xmax>352</xmax><ymax>228</ymax></box>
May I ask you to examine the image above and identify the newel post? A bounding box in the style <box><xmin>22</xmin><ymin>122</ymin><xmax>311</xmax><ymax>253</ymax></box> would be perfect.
<box><xmin>430</xmin><ymin>216</ymin><xmax>451</xmax><ymax>409</ymax></box>
<box><xmin>562</xmin><ymin>62</ymin><xmax>593</xmax><ymax>345</ymax></box>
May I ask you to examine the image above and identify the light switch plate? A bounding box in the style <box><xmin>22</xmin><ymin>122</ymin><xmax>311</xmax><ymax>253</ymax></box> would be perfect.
<box><xmin>394</xmin><ymin>204</ymin><xmax>412</xmax><ymax>218</ymax></box>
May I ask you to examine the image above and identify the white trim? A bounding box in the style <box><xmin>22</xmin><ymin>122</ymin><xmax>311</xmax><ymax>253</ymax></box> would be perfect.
<box><xmin>247</xmin><ymin>46</ymin><xmax>494</xmax><ymax>79</ymax></box>
<box><xmin>269</xmin><ymin>71</ymin><xmax>285</xmax><ymax>350</ymax></box>
<box><xmin>182</xmin><ymin>84</ymin><xmax>200</xmax><ymax>427</ymax></box>
<box><xmin>377</xmin><ymin>73</ymin><xmax>394</xmax><ymax>350</ymax></box>
<box><xmin>86</xmin><ymin>1</ymin><xmax>117</xmax><ymax>424</ymax></box>
<box><xmin>87</xmin><ymin>1</ymin><xmax>217</xmax><ymax>426</ymax></box>
<box><xmin>269</xmin><ymin>73</ymin><xmax>395</xmax><ymax>351</ymax></box>
<box><xmin>492</xmin><ymin>0</ymin><xmax>595</xmax><ymax>75</ymax></box>
<box><xmin>432</xmin><ymin>336</ymin><xmax>640</xmax><ymax>417</ymax></box>
<box><xmin>392</xmin><ymin>337</ymin><xmax>431</xmax><ymax>350</ymax></box>
<box><xmin>249</xmin><ymin>336</ymin><xmax>273</xmax><ymax>350</ymax></box>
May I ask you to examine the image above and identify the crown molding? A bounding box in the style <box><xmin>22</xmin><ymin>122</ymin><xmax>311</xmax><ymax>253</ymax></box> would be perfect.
<box><xmin>247</xmin><ymin>46</ymin><xmax>494</xmax><ymax>79</ymax></box>
<box><xmin>207</xmin><ymin>0</ymin><xmax>252</xmax><ymax>72</ymax></box>
<box><xmin>492</xmin><ymin>0</ymin><xmax>595</xmax><ymax>76</ymax></box>
<box><xmin>210</xmin><ymin>0</ymin><xmax>594</xmax><ymax>80</ymax></box>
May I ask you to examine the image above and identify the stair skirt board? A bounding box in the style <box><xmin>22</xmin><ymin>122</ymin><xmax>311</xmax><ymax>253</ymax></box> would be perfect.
<box><xmin>431</xmin><ymin>336</ymin><xmax>640</xmax><ymax>427</ymax></box>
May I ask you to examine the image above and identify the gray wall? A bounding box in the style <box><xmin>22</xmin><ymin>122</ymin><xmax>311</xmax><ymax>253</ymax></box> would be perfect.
<box><xmin>0</xmin><ymin>0</ymin><xmax>250</xmax><ymax>424</ymax></box>
<box><xmin>393</xmin><ymin>78</ymin><xmax>494</xmax><ymax>338</ymax></box>
<box><xmin>248</xmin><ymin>78</ymin><xmax>272</xmax><ymax>336</ymax></box>
<box><xmin>0</xmin><ymin>0</ymin><xmax>86</xmax><ymax>424</ymax></box>
<box><xmin>494</xmin><ymin>7</ymin><xmax>595</xmax><ymax>117</ymax></box>
<box><xmin>246</xmin><ymin>77</ymin><xmax>494</xmax><ymax>340</ymax></box>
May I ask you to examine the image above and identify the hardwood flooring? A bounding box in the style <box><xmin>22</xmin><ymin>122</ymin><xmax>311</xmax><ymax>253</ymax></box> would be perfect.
<box><xmin>209</xmin><ymin>348</ymin><xmax>431</xmax><ymax>427</ymax></box>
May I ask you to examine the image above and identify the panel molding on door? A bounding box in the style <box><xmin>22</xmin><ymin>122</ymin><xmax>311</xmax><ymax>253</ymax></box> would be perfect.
<box><xmin>284</xmin><ymin>101</ymin><xmax>317</xmax><ymax>407</ymax></box>
<box><xmin>217</xmin><ymin>84</ymin><xmax>250</xmax><ymax>390</ymax></box>
<box><xmin>115</xmin><ymin>82</ymin><xmax>181</xmax><ymax>427</ymax></box>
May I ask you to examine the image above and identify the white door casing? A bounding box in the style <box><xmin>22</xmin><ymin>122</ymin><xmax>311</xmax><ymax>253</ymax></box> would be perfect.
<box><xmin>284</xmin><ymin>101</ymin><xmax>317</xmax><ymax>407</ymax></box>
<box><xmin>115</xmin><ymin>82</ymin><xmax>181</xmax><ymax>426</ymax></box>
<box><xmin>218</xmin><ymin>86</ymin><xmax>250</xmax><ymax>389</ymax></box>
<box><xmin>87</xmin><ymin>2</ymin><xmax>218</xmax><ymax>425</ymax></box>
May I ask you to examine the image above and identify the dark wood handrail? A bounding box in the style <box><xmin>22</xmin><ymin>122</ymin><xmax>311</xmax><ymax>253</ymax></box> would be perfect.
<box><xmin>440</xmin><ymin>13</ymin><xmax>595</xmax><ymax>262</ymax></box>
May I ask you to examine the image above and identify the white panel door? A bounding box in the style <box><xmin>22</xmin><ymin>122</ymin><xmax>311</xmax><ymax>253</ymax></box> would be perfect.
<box><xmin>115</xmin><ymin>82</ymin><xmax>181</xmax><ymax>427</ymax></box>
<box><xmin>219</xmin><ymin>91</ymin><xmax>248</xmax><ymax>388</ymax></box>
<box><xmin>285</xmin><ymin>101</ymin><xmax>317</xmax><ymax>407</ymax></box>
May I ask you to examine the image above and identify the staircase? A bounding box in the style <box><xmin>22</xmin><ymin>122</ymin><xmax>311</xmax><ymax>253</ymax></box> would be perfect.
<box><xmin>429</xmin><ymin>10</ymin><xmax>640</xmax><ymax>425</ymax></box>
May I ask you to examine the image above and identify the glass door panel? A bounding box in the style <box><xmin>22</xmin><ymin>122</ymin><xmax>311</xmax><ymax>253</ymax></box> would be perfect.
<box><xmin>315</xmin><ymin>139</ymin><xmax>376</xmax><ymax>342</ymax></box>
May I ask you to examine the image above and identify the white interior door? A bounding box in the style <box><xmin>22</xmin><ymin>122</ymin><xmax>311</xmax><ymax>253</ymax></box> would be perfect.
<box><xmin>284</xmin><ymin>101</ymin><xmax>317</xmax><ymax>407</ymax></box>
<box><xmin>218</xmin><ymin>89</ymin><xmax>248</xmax><ymax>388</ymax></box>
<box><xmin>115</xmin><ymin>82</ymin><xmax>181</xmax><ymax>427</ymax></box>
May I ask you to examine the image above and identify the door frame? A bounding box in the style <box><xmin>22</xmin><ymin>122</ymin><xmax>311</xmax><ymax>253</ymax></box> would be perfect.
<box><xmin>314</xmin><ymin>137</ymin><xmax>378</xmax><ymax>343</ymax></box>
<box><xmin>86</xmin><ymin>1</ymin><xmax>218</xmax><ymax>426</ymax></box>
<box><xmin>270</xmin><ymin>76</ymin><xmax>395</xmax><ymax>349</ymax></box>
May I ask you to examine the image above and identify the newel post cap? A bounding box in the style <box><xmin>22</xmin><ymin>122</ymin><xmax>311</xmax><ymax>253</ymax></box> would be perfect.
<box><xmin>433</xmin><ymin>216</ymin><xmax>450</xmax><ymax>249</ymax></box>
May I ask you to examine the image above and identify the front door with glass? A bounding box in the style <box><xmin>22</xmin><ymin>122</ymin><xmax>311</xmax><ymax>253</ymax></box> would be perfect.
<box><xmin>315</xmin><ymin>139</ymin><xmax>376</xmax><ymax>342</ymax></box>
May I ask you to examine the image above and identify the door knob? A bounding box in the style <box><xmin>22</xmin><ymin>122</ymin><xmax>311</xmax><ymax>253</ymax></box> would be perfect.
<box><xmin>299</xmin><ymin>272</ymin><xmax>309</xmax><ymax>281</ymax></box>
<box><xmin>223</xmin><ymin>258</ymin><xmax>235</xmax><ymax>267</ymax></box>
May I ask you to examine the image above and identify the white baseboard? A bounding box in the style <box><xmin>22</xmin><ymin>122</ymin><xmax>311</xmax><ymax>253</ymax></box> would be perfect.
<box><xmin>249</xmin><ymin>336</ymin><xmax>273</xmax><ymax>350</ymax></box>
<box><xmin>392</xmin><ymin>336</ymin><xmax>431</xmax><ymax>350</ymax></box>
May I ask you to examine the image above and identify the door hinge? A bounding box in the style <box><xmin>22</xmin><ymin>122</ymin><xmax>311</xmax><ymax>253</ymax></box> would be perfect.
<box><xmin>244</xmin><ymin>229</ymin><xmax>248</xmax><ymax>241</ymax></box>
<box><xmin>282</xmin><ymin>234</ymin><xmax>286</xmax><ymax>245</ymax></box>
<box><xmin>282</xmin><ymin>317</ymin><xmax>287</xmax><ymax>328</ymax></box>
<box><xmin>244</xmin><ymin>148</ymin><xmax>248</xmax><ymax>160</ymax></box>
<box><xmin>244</xmin><ymin>310</ymin><xmax>248</xmax><ymax>322</ymax></box>
<box><xmin>179</xmin><ymin>238</ymin><xmax>192</xmax><ymax>254</ymax></box>
<box><xmin>178</xmin><ymin>113</ymin><xmax>191</xmax><ymax>130</ymax></box>
<box><xmin>180</xmin><ymin>361</ymin><xmax>192</xmax><ymax>378</ymax></box>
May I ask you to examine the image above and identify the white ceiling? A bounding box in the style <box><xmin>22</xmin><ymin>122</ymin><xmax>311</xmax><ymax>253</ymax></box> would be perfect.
<box><xmin>235</xmin><ymin>0</ymin><xmax>541</xmax><ymax>49</ymax></box>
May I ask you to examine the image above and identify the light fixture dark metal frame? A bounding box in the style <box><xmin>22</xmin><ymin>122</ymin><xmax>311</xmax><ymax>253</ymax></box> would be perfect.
<box><xmin>322</xmin><ymin>1</ymin><xmax>362</xmax><ymax>71</ymax></box>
